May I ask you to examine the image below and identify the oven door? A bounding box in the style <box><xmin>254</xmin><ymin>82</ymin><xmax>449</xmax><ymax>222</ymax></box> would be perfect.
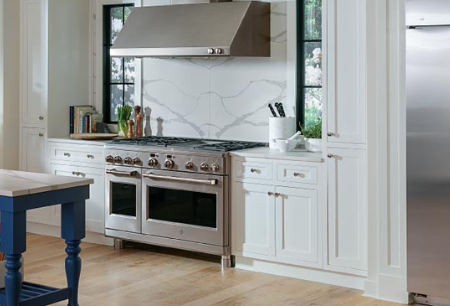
<box><xmin>142</xmin><ymin>170</ymin><xmax>226</xmax><ymax>246</ymax></box>
<box><xmin>105</xmin><ymin>166</ymin><xmax>142</xmax><ymax>233</ymax></box>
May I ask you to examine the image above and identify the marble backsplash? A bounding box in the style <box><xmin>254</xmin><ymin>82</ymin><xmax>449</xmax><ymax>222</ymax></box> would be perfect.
<box><xmin>142</xmin><ymin>1</ymin><xmax>293</xmax><ymax>142</ymax></box>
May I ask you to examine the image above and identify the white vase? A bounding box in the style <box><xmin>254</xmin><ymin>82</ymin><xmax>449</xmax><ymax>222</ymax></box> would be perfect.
<box><xmin>305</xmin><ymin>138</ymin><xmax>323</xmax><ymax>152</ymax></box>
<box><xmin>269</xmin><ymin>117</ymin><xmax>296</xmax><ymax>149</ymax></box>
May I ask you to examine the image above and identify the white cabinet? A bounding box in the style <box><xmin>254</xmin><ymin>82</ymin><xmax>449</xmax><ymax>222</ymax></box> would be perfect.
<box><xmin>20</xmin><ymin>128</ymin><xmax>46</xmax><ymax>173</ymax></box>
<box><xmin>49</xmin><ymin>163</ymin><xmax>105</xmax><ymax>233</ymax></box>
<box><xmin>276</xmin><ymin>186</ymin><xmax>319</xmax><ymax>263</ymax></box>
<box><xmin>327</xmin><ymin>148</ymin><xmax>367</xmax><ymax>273</ymax></box>
<box><xmin>234</xmin><ymin>182</ymin><xmax>276</xmax><ymax>257</ymax></box>
<box><xmin>232</xmin><ymin>157</ymin><xmax>323</xmax><ymax>269</ymax></box>
<box><xmin>326</xmin><ymin>0</ymin><xmax>367</xmax><ymax>144</ymax></box>
<box><xmin>20</xmin><ymin>0</ymin><xmax>48</xmax><ymax>127</ymax></box>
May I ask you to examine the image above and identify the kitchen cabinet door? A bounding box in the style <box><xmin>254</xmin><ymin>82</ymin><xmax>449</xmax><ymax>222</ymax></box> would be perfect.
<box><xmin>326</xmin><ymin>0</ymin><xmax>367</xmax><ymax>144</ymax></box>
<box><xmin>234</xmin><ymin>182</ymin><xmax>276</xmax><ymax>257</ymax></box>
<box><xmin>20</xmin><ymin>127</ymin><xmax>46</xmax><ymax>173</ymax></box>
<box><xmin>49</xmin><ymin>164</ymin><xmax>105</xmax><ymax>233</ymax></box>
<box><xmin>327</xmin><ymin>148</ymin><xmax>367</xmax><ymax>272</ymax></box>
<box><xmin>21</xmin><ymin>127</ymin><xmax>48</xmax><ymax>225</ymax></box>
<box><xmin>275</xmin><ymin>186</ymin><xmax>319</xmax><ymax>264</ymax></box>
<box><xmin>20</xmin><ymin>0</ymin><xmax>48</xmax><ymax>126</ymax></box>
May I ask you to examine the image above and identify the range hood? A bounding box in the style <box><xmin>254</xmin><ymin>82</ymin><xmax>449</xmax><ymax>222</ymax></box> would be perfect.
<box><xmin>110</xmin><ymin>1</ymin><xmax>271</xmax><ymax>58</ymax></box>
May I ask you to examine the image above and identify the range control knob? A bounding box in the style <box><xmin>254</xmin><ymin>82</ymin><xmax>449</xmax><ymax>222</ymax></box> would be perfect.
<box><xmin>164</xmin><ymin>159</ymin><xmax>175</xmax><ymax>169</ymax></box>
<box><xmin>215</xmin><ymin>48</ymin><xmax>223</xmax><ymax>55</ymax></box>
<box><xmin>114</xmin><ymin>156</ymin><xmax>123</xmax><ymax>163</ymax></box>
<box><xmin>106</xmin><ymin>155</ymin><xmax>114</xmax><ymax>163</ymax></box>
<box><xmin>185</xmin><ymin>161</ymin><xmax>194</xmax><ymax>170</ymax></box>
<box><xmin>124</xmin><ymin>157</ymin><xmax>133</xmax><ymax>165</ymax></box>
<box><xmin>148</xmin><ymin>158</ymin><xmax>158</xmax><ymax>167</ymax></box>
<box><xmin>207</xmin><ymin>48</ymin><xmax>215</xmax><ymax>55</ymax></box>
<box><xmin>211</xmin><ymin>164</ymin><xmax>220</xmax><ymax>172</ymax></box>
<box><xmin>133</xmin><ymin>157</ymin><xmax>142</xmax><ymax>165</ymax></box>
<box><xmin>200</xmin><ymin>163</ymin><xmax>209</xmax><ymax>171</ymax></box>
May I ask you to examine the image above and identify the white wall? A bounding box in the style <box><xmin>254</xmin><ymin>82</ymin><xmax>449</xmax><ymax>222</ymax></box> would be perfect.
<box><xmin>141</xmin><ymin>0</ymin><xmax>293</xmax><ymax>141</ymax></box>
<box><xmin>48</xmin><ymin>0</ymin><xmax>90</xmax><ymax>138</ymax></box>
<box><xmin>1</xmin><ymin>0</ymin><xmax>20</xmax><ymax>170</ymax></box>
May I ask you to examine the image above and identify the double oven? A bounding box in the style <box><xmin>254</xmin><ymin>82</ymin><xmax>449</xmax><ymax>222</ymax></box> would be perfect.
<box><xmin>104</xmin><ymin>149</ymin><xmax>231</xmax><ymax>267</ymax></box>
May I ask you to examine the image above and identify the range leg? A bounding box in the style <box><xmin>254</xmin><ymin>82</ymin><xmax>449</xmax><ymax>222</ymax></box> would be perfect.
<box><xmin>61</xmin><ymin>201</ymin><xmax>86</xmax><ymax>306</ymax></box>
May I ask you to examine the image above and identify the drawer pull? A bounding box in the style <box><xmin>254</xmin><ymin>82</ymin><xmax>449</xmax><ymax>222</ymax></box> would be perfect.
<box><xmin>274</xmin><ymin>193</ymin><xmax>281</xmax><ymax>198</ymax></box>
<box><xmin>87</xmin><ymin>154</ymin><xmax>95</xmax><ymax>159</ymax></box>
<box><xmin>268</xmin><ymin>192</ymin><xmax>274</xmax><ymax>196</ymax></box>
<box><xmin>39</xmin><ymin>116</ymin><xmax>44</xmax><ymax>121</ymax></box>
<box><xmin>64</xmin><ymin>152</ymin><xmax>71</xmax><ymax>157</ymax></box>
<box><xmin>72</xmin><ymin>171</ymin><xmax>86</xmax><ymax>178</ymax></box>
<box><xmin>38</xmin><ymin>133</ymin><xmax>44</xmax><ymax>137</ymax></box>
<box><xmin>250</xmin><ymin>168</ymin><xmax>259</xmax><ymax>173</ymax></box>
<box><xmin>327</xmin><ymin>154</ymin><xmax>334</xmax><ymax>159</ymax></box>
<box><xmin>293</xmin><ymin>172</ymin><xmax>305</xmax><ymax>178</ymax></box>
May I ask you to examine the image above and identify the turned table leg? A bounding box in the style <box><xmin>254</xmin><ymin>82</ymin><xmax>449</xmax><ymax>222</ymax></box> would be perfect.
<box><xmin>0</xmin><ymin>211</ymin><xmax>26</xmax><ymax>306</ymax></box>
<box><xmin>61</xmin><ymin>201</ymin><xmax>86</xmax><ymax>306</ymax></box>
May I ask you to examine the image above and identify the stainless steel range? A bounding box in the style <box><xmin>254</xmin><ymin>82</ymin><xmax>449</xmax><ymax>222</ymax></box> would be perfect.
<box><xmin>103</xmin><ymin>137</ymin><xmax>266</xmax><ymax>268</ymax></box>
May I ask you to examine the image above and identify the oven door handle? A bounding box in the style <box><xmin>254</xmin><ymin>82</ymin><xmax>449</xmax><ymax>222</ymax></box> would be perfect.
<box><xmin>143</xmin><ymin>173</ymin><xmax>218</xmax><ymax>186</ymax></box>
<box><xmin>106</xmin><ymin>169</ymin><xmax>139</xmax><ymax>177</ymax></box>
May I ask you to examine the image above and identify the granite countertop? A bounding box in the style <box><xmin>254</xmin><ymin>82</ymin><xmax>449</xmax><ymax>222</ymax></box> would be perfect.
<box><xmin>0</xmin><ymin>170</ymin><xmax>94</xmax><ymax>197</ymax></box>
<box><xmin>230</xmin><ymin>147</ymin><xmax>324</xmax><ymax>163</ymax></box>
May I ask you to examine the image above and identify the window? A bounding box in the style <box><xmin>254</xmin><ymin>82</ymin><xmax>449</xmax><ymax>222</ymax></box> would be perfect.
<box><xmin>297</xmin><ymin>0</ymin><xmax>323</xmax><ymax>129</ymax></box>
<box><xmin>103</xmin><ymin>4</ymin><xmax>136</xmax><ymax>123</ymax></box>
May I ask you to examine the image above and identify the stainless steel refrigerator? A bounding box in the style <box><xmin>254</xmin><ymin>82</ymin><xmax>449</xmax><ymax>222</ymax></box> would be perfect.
<box><xmin>407</xmin><ymin>1</ymin><xmax>450</xmax><ymax>305</ymax></box>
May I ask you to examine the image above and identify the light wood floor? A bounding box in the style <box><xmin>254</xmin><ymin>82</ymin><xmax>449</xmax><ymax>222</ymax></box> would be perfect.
<box><xmin>23</xmin><ymin>234</ymin><xmax>403</xmax><ymax>306</ymax></box>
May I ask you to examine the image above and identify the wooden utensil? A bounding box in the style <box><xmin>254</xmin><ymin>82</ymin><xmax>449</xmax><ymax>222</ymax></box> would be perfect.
<box><xmin>70</xmin><ymin>133</ymin><xmax>118</xmax><ymax>140</ymax></box>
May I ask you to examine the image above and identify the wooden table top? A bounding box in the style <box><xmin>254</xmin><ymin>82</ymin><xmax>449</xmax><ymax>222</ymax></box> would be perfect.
<box><xmin>0</xmin><ymin>170</ymin><xmax>93</xmax><ymax>197</ymax></box>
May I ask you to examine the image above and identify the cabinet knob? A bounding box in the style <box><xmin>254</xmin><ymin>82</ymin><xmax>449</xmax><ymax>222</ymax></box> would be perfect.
<box><xmin>39</xmin><ymin>133</ymin><xmax>44</xmax><ymax>137</ymax></box>
<box><xmin>268</xmin><ymin>192</ymin><xmax>274</xmax><ymax>196</ymax></box>
<box><xmin>64</xmin><ymin>152</ymin><xmax>71</xmax><ymax>157</ymax></box>
<box><xmin>293</xmin><ymin>172</ymin><xmax>304</xmax><ymax>178</ymax></box>
<box><xmin>327</xmin><ymin>154</ymin><xmax>334</xmax><ymax>159</ymax></box>
<box><xmin>250</xmin><ymin>168</ymin><xmax>258</xmax><ymax>173</ymax></box>
<box><xmin>327</xmin><ymin>132</ymin><xmax>334</xmax><ymax>137</ymax></box>
<box><xmin>39</xmin><ymin>116</ymin><xmax>44</xmax><ymax>121</ymax></box>
<box><xmin>87</xmin><ymin>154</ymin><xmax>94</xmax><ymax>159</ymax></box>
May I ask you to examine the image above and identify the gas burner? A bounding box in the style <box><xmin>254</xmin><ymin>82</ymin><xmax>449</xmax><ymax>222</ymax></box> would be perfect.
<box><xmin>109</xmin><ymin>137</ymin><xmax>267</xmax><ymax>152</ymax></box>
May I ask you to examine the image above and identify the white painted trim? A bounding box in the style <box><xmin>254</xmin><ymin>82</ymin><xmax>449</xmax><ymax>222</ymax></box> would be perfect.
<box><xmin>0</xmin><ymin>0</ymin><xmax>4</xmax><ymax>168</ymax></box>
<box><xmin>27</xmin><ymin>222</ymin><xmax>114</xmax><ymax>246</ymax></box>
<box><xmin>235</xmin><ymin>256</ymin><xmax>367</xmax><ymax>290</ymax></box>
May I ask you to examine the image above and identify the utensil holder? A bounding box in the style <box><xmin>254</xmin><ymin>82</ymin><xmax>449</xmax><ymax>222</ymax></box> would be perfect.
<box><xmin>269</xmin><ymin>117</ymin><xmax>296</xmax><ymax>149</ymax></box>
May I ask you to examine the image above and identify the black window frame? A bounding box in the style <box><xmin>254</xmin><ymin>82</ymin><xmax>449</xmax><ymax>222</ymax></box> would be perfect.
<box><xmin>296</xmin><ymin>0</ymin><xmax>323</xmax><ymax>129</ymax></box>
<box><xmin>103</xmin><ymin>3</ymin><xmax>135</xmax><ymax>124</ymax></box>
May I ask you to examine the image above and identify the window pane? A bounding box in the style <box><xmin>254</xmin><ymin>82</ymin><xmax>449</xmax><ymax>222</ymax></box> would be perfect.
<box><xmin>124</xmin><ymin>58</ymin><xmax>135</xmax><ymax>83</ymax></box>
<box><xmin>125</xmin><ymin>85</ymin><xmax>135</xmax><ymax>107</ymax></box>
<box><xmin>110</xmin><ymin>7</ymin><xmax>124</xmax><ymax>44</ymax></box>
<box><xmin>305</xmin><ymin>88</ymin><xmax>322</xmax><ymax>128</ymax></box>
<box><xmin>304</xmin><ymin>42</ymin><xmax>322</xmax><ymax>86</ymax></box>
<box><xmin>111</xmin><ymin>57</ymin><xmax>123</xmax><ymax>83</ymax></box>
<box><xmin>304</xmin><ymin>0</ymin><xmax>322</xmax><ymax>40</ymax></box>
<box><xmin>124</xmin><ymin>6</ymin><xmax>133</xmax><ymax>22</ymax></box>
<box><xmin>111</xmin><ymin>84</ymin><xmax>124</xmax><ymax>121</ymax></box>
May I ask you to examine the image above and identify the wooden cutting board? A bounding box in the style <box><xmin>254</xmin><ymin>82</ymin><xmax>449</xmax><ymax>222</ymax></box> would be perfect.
<box><xmin>70</xmin><ymin>133</ymin><xmax>118</xmax><ymax>140</ymax></box>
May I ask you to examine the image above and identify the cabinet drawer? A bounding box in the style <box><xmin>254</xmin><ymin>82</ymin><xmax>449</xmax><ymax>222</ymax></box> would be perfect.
<box><xmin>235</xmin><ymin>160</ymin><xmax>273</xmax><ymax>181</ymax></box>
<box><xmin>277</xmin><ymin>164</ymin><xmax>318</xmax><ymax>185</ymax></box>
<box><xmin>49</xmin><ymin>145</ymin><xmax>103</xmax><ymax>163</ymax></box>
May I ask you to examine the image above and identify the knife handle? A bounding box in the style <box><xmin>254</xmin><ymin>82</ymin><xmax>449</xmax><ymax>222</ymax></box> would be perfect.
<box><xmin>275</xmin><ymin>103</ymin><xmax>286</xmax><ymax>117</ymax></box>
<box><xmin>268</xmin><ymin>104</ymin><xmax>278</xmax><ymax>117</ymax></box>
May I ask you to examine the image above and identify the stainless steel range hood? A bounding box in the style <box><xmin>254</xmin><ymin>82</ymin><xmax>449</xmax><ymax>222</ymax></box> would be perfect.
<box><xmin>110</xmin><ymin>1</ymin><xmax>270</xmax><ymax>58</ymax></box>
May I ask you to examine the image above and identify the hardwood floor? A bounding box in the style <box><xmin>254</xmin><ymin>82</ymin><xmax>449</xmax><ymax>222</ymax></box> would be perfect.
<box><xmin>23</xmin><ymin>234</ymin><xmax>403</xmax><ymax>306</ymax></box>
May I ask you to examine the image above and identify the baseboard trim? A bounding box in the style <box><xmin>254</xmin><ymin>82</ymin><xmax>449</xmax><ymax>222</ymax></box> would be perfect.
<box><xmin>27</xmin><ymin>222</ymin><xmax>114</xmax><ymax>246</ymax></box>
<box><xmin>363</xmin><ymin>274</ymin><xmax>409</xmax><ymax>304</ymax></box>
<box><xmin>235</xmin><ymin>255</ymin><xmax>366</xmax><ymax>290</ymax></box>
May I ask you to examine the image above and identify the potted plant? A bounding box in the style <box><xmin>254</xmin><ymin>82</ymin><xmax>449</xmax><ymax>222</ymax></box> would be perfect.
<box><xmin>302</xmin><ymin>120</ymin><xmax>322</xmax><ymax>152</ymax></box>
<box><xmin>116</xmin><ymin>105</ymin><xmax>133</xmax><ymax>137</ymax></box>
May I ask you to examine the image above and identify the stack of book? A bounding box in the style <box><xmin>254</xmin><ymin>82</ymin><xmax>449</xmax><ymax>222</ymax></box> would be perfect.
<box><xmin>70</xmin><ymin>106</ymin><xmax>103</xmax><ymax>134</ymax></box>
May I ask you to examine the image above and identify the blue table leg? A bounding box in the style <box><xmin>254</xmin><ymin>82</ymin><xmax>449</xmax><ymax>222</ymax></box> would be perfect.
<box><xmin>0</xmin><ymin>211</ymin><xmax>26</xmax><ymax>306</ymax></box>
<box><xmin>61</xmin><ymin>201</ymin><xmax>86</xmax><ymax>306</ymax></box>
